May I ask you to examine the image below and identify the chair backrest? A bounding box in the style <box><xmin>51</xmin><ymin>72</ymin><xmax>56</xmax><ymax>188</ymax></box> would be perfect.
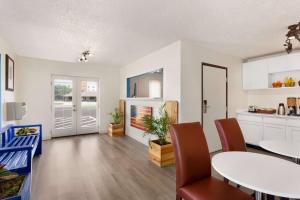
<box><xmin>169</xmin><ymin>122</ymin><xmax>211</xmax><ymax>190</ymax></box>
<box><xmin>215</xmin><ymin>118</ymin><xmax>247</xmax><ymax>152</ymax></box>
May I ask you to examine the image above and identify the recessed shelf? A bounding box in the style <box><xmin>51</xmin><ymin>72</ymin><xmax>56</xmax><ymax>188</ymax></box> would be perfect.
<box><xmin>266</xmin><ymin>86</ymin><xmax>300</xmax><ymax>90</ymax></box>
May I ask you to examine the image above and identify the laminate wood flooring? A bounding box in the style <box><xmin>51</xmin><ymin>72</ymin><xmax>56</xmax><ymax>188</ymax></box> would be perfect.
<box><xmin>32</xmin><ymin>134</ymin><xmax>288</xmax><ymax>200</ymax></box>
<box><xmin>32</xmin><ymin>134</ymin><xmax>176</xmax><ymax>200</ymax></box>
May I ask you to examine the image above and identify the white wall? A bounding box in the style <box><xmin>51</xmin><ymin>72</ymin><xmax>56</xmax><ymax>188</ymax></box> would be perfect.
<box><xmin>180</xmin><ymin>40</ymin><xmax>247</xmax><ymax>122</ymax></box>
<box><xmin>247</xmin><ymin>89</ymin><xmax>300</xmax><ymax>108</ymax></box>
<box><xmin>16</xmin><ymin>56</ymin><xmax>120</xmax><ymax>140</ymax></box>
<box><xmin>0</xmin><ymin>36</ymin><xmax>17</xmax><ymax>127</ymax></box>
<box><xmin>120</xmin><ymin>41</ymin><xmax>181</xmax><ymax>145</ymax></box>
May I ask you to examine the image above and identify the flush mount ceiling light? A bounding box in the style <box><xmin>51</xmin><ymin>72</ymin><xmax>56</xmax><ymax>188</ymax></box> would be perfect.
<box><xmin>78</xmin><ymin>50</ymin><xmax>93</xmax><ymax>63</ymax></box>
<box><xmin>284</xmin><ymin>22</ymin><xmax>300</xmax><ymax>54</ymax></box>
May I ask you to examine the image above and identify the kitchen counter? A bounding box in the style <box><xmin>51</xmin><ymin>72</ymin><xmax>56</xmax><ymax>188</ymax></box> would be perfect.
<box><xmin>236</xmin><ymin>110</ymin><xmax>300</xmax><ymax>120</ymax></box>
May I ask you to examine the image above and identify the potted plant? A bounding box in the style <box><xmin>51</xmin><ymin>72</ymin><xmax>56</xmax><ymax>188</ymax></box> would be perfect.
<box><xmin>143</xmin><ymin>105</ymin><xmax>174</xmax><ymax>167</ymax></box>
<box><xmin>108</xmin><ymin>108</ymin><xmax>124</xmax><ymax>137</ymax></box>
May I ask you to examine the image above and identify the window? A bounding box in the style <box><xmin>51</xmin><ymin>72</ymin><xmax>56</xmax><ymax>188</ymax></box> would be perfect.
<box><xmin>149</xmin><ymin>80</ymin><xmax>161</xmax><ymax>98</ymax></box>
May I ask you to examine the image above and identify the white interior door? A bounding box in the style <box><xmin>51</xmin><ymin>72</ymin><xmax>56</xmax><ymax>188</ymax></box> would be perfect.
<box><xmin>76</xmin><ymin>78</ymin><xmax>99</xmax><ymax>134</ymax></box>
<box><xmin>52</xmin><ymin>76</ymin><xmax>99</xmax><ymax>137</ymax></box>
<box><xmin>202</xmin><ymin>64</ymin><xmax>227</xmax><ymax>152</ymax></box>
<box><xmin>52</xmin><ymin>76</ymin><xmax>77</xmax><ymax>137</ymax></box>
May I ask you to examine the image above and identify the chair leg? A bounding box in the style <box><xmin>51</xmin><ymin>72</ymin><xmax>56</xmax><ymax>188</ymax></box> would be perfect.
<box><xmin>265</xmin><ymin>194</ymin><xmax>274</xmax><ymax>200</ymax></box>
<box><xmin>224</xmin><ymin>177</ymin><xmax>229</xmax><ymax>184</ymax></box>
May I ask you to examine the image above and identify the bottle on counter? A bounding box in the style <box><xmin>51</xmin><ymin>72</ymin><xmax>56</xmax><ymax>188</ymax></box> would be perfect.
<box><xmin>278</xmin><ymin>103</ymin><xmax>286</xmax><ymax>115</ymax></box>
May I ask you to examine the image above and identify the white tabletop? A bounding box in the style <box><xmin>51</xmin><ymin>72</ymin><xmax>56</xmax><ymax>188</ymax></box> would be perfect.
<box><xmin>260</xmin><ymin>140</ymin><xmax>300</xmax><ymax>159</ymax></box>
<box><xmin>212</xmin><ymin>151</ymin><xmax>300</xmax><ymax>198</ymax></box>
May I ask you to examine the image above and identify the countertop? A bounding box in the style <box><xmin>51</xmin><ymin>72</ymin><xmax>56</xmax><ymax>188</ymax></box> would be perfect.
<box><xmin>236</xmin><ymin>110</ymin><xmax>300</xmax><ymax>120</ymax></box>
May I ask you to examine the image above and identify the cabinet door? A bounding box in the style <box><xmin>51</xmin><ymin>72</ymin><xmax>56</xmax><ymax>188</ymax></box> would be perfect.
<box><xmin>238</xmin><ymin>121</ymin><xmax>263</xmax><ymax>145</ymax></box>
<box><xmin>287</xmin><ymin>52</ymin><xmax>300</xmax><ymax>71</ymax></box>
<box><xmin>286</xmin><ymin>126</ymin><xmax>300</xmax><ymax>142</ymax></box>
<box><xmin>267</xmin><ymin>55</ymin><xmax>288</xmax><ymax>73</ymax></box>
<box><xmin>242</xmin><ymin>60</ymin><xmax>268</xmax><ymax>90</ymax></box>
<box><xmin>263</xmin><ymin>124</ymin><xmax>286</xmax><ymax>140</ymax></box>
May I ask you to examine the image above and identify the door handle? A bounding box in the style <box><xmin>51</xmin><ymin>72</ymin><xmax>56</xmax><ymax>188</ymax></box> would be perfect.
<box><xmin>73</xmin><ymin>104</ymin><xmax>76</xmax><ymax>112</ymax></box>
<box><xmin>203</xmin><ymin>100</ymin><xmax>208</xmax><ymax>113</ymax></box>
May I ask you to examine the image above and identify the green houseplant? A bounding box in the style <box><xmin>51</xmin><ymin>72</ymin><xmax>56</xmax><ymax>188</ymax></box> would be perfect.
<box><xmin>108</xmin><ymin>108</ymin><xmax>124</xmax><ymax>137</ymax></box>
<box><xmin>143</xmin><ymin>104</ymin><xmax>175</xmax><ymax>167</ymax></box>
<box><xmin>143</xmin><ymin>104</ymin><xmax>169</xmax><ymax>145</ymax></box>
<box><xmin>110</xmin><ymin>108</ymin><xmax>121</xmax><ymax>124</ymax></box>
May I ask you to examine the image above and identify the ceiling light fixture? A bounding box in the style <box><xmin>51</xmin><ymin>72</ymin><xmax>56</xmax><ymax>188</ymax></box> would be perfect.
<box><xmin>78</xmin><ymin>50</ymin><xmax>93</xmax><ymax>63</ymax></box>
<box><xmin>284</xmin><ymin>22</ymin><xmax>300</xmax><ymax>54</ymax></box>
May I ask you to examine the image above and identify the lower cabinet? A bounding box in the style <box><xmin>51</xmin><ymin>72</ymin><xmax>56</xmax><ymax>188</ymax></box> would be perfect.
<box><xmin>263</xmin><ymin>124</ymin><xmax>286</xmax><ymax>140</ymax></box>
<box><xmin>286</xmin><ymin>126</ymin><xmax>300</xmax><ymax>142</ymax></box>
<box><xmin>238</xmin><ymin>120</ymin><xmax>263</xmax><ymax>145</ymax></box>
<box><xmin>237</xmin><ymin>113</ymin><xmax>300</xmax><ymax>146</ymax></box>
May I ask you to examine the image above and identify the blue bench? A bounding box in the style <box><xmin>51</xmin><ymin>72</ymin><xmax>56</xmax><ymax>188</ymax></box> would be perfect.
<box><xmin>0</xmin><ymin>124</ymin><xmax>42</xmax><ymax>174</ymax></box>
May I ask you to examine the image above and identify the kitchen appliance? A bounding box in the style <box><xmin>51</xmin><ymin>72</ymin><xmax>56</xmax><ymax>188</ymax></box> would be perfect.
<box><xmin>287</xmin><ymin>97</ymin><xmax>296</xmax><ymax>115</ymax></box>
<box><xmin>278</xmin><ymin>103</ymin><xmax>286</xmax><ymax>115</ymax></box>
<box><xmin>248</xmin><ymin>105</ymin><xmax>256</xmax><ymax>113</ymax></box>
<box><xmin>297</xmin><ymin>98</ymin><xmax>300</xmax><ymax>115</ymax></box>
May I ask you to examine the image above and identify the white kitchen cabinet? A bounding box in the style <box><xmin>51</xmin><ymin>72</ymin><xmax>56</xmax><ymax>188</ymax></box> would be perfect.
<box><xmin>237</xmin><ymin>112</ymin><xmax>300</xmax><ymax>146</ymax></box>
<box><xmin>243</xmin><ymin>52</ymin><xmax>300</xmax><ymax>90</ymax></box>
<box><xmin>286</xmin><ymin>126</ymin><xmax>300</xmax><ymax>142</ymax></box>
<box><xmin>238</xmin><ymin>120</ymin><xmax>263</xmax><ymax>145</ymax></box>
<box><xmin>267</xmin><ymin>55</ymin><xmax>288</xmax><ymax>73</ymax></box>
<box><xmin>263</xmin><ymin>124</ymin><xmax>286</xmax><ymax>140</ymax></box>
<box><xmin>242</xmin><ymin>60</ymin><xmax>268</xmax><ymax>90</ymax></box>
<box><xmin>287</xmin><ymin>52</ymin><xmax>300</xmax><ymax>71</ymax></box>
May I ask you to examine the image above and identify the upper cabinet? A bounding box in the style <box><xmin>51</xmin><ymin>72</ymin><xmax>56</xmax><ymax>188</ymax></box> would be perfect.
<box><xmin>243</xmin><ymin>59</ymin><xmax>268</xmax><ymax>90</ymax></box>
<box><xmin>242</xmin><ymin>52</ymin><xmax>300</xmax><ymax>90</ymax></box>
<box><xmin>287</xmin><ymin>53</ymin><xmax>300</xmax><ymax>71</ymax></box>
<box><xmin>267</xmin><ymin>55</ymin><xmax>288</xmax><ymax>73</ymax></box>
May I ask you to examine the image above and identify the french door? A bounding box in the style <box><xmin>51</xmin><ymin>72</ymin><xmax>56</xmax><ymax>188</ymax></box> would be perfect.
<box><xmin>52</xmin><ymin>75</ymin><xmax>99</xmax><ymax>137</ymax></box>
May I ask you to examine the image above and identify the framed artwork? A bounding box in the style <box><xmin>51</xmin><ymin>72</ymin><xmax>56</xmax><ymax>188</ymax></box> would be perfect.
<box><xmin>5</xmin><ymin>54</ymin><xmax>14</xmax><ymax>91</ymax></box>
<box><xmin>130</xmin><ymin>105</ymin><xmax>152</xmax><ymax>131</ymax></box>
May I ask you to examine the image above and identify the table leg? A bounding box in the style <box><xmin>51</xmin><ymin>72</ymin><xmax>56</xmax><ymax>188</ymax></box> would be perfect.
<box><xmin>292</xmin><ymin>158</ymin><xmax>299</xmax><ymax>164</ymax></box>
<box><xmin>255</xmin><ymin>191</ymin><xmax>262</xmax><ymax>200</ymax></box>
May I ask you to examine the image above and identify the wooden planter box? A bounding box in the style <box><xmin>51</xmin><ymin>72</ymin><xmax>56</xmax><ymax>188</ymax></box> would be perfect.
<box><xmin>148</xmin><ymin>140</ymin><xmax>175</xmax><ymax>167</ymax></box>
<box><xmin>3</xmin><ymin>174</ymin><xmax>31</xmax><ymax>200</ymax></box>
<box><xmin>108</xmin><ymin>123</ymin><xmax>124</xmax><ymax>137</ymax></box>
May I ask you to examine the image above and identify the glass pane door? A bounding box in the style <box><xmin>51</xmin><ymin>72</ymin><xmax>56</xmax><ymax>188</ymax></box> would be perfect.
<box><xmin>52</xmin><ymin>77</ymin><xmax>76</xmax><ymax>137</ymax></box>
<box><xmin>77</xmin><ymin>79</ymin><xmax>99</xmax><ymax>134</ymax></box>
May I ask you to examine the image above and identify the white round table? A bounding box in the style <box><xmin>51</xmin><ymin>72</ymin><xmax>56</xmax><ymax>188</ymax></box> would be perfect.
<box><xmin>212</xmin><ymin>151</ymin><xmax>300</xmax><ymax>200</ymax></box>
<box><xmin>260</xmin><ymin>140</ymin><xmax>300</xmax><ymax>163</ymax></box>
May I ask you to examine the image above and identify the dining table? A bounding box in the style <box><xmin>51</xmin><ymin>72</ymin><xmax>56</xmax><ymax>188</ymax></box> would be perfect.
<box><xmin>260</xmin><ymin>140</ymin><xmax>300</xmax><ymax>164</ymax></box>
<box><xmin>212</xmin><ymin>151</ymin><xmax>300</xmax><ymax>200</ymax></box>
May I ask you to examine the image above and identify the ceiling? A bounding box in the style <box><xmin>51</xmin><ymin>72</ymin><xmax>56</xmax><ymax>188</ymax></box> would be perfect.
<box><xmin>0</xmin><ymin>0</ymin><xmax>299</xmax><ymax>66</ymax></box>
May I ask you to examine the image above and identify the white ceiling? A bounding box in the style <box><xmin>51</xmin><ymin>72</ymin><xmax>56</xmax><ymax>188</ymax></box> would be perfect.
<box><xmin>0</xmin><ymin>0</ymin><xmax>299</xmax><ymax>66</ymax></box>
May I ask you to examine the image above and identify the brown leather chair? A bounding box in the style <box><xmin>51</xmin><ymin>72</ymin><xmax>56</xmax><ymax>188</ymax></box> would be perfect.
<box><xmin>169</xmin><ymin>122</ymin><xmax>253</xmax><ymax>200</ymax></box>
<box><xmin>215</xmin><ymin>118</ymin><xmax>247</xmax><ymax>152</ymax></box>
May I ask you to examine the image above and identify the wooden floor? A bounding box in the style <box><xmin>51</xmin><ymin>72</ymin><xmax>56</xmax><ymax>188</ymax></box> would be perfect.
<box><xmin>32</xmin><ymin>134</ymin><xmax>287</xmax><ymax>200</ymax></box>
<box><xmin>32</xmin><ymin>134</ymin><xmax>176</xmax><ymax>200</ymax></box>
